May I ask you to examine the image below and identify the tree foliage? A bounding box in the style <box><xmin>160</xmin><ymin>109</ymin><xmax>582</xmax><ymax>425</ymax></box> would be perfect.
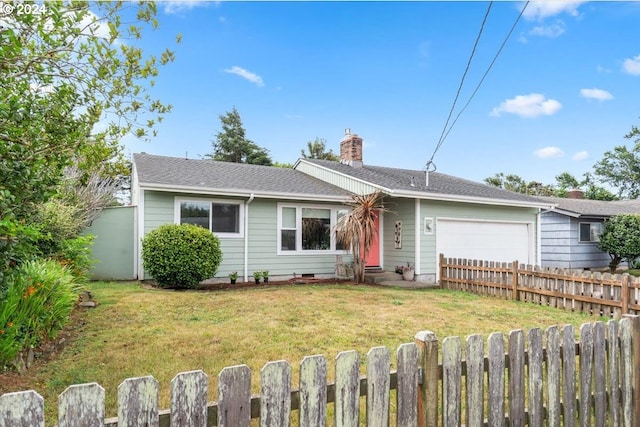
<box><xmin>597</xmin><ymin>214</ymin><xmax>640</xmax><ymax>272</ymax></box>
<box><xmin>0</xmin><ymin>1</ymin><xmax>175</xmax><ymax>222</ymax></box>
<box><xmin>484</xmin><ymin>172</ymin><xmax>618</xmax><ymax>200</ymax></box>
<box><xmin>484</xmin><ymin>173</ymin><xmax>554</xmax><ymax>196</ymax></box>
<box><xmin>594</xmin><ymin>124</ymin><xmax>640</xmax><ymax>199</ymax></box>
<box><xmin>208</xmin><ymin>107</ymin><xmax>272</xmax><ymax>165</ymax></box>
<box><xmin>301</xmin><ymin>138</ymin><xmax>339</xmax><ymax>161</ymax></box>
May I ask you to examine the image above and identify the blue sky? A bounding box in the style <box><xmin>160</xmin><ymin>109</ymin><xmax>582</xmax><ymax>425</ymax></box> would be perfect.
<box><xmin>121</xmin><ymin>1</ymin><xmax>640</xmax><ymax>185</ymax></box>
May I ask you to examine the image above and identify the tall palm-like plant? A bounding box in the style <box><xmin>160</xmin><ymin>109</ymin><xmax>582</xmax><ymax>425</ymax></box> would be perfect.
<box><xmin>335</xmin><ymin>191</ymin><xmax>387</xmax><ymax>283</ymax></box>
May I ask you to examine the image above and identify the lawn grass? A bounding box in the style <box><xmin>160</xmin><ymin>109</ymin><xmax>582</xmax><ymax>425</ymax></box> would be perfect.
<box><xmin>2</xmin><ymin>281</ymin><xmax>594</xmax><ymax>423</ymax></box>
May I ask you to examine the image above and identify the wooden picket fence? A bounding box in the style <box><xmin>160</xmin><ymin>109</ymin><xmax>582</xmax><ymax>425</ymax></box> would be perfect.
<box><xmin>439</xmin><ymin>254</ymin><xmax>640</xmax><ymax>317</ymax></box>
<box><xmin>1</xmin><ymin>318</ymin><xmax>639</xmax><ymax>427</ymax></box>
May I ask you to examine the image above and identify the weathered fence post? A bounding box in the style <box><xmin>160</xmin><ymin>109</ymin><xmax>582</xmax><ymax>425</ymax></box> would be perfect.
<box><xmin>511</xmin><ymin>261</ymin><xmax>519</xmax><ymax>301</ymax></box>
<box><xmin>58</xmin><ymin>383</ymin><xmax>105</xmax><ymax>427</ymax></box>
<box><xmin>622</xmin><ymin>275</ymin><xmax>629</xmax><ymax>315</ymax></box>
<box><xmin>299</xmin><ymin>355</ymin><xmax>327</xmax><ymax>427</ymax></box>
<box><xmin>439</xmin><ymin>254</ymin><xmax>445</xmax><ymax>288</ymax></box>
<box><xmin>366</xmin><ymin>347</ymin><xmax>391</xmax><ymax>427</ymax></box>
<box><xmin>415</xmin><ymin>331</ymin><xmax>438</xmax><ymax>427</ymax></box>
<box><xmin>218</xmin><ymin>365</ymin><xmax>251</xmax><ymax>426</ymax></box>
<box><xmin>622</xmin><ymin>314</ymin><xmax>640</xmax><ymax>427</ymax></box>
<box><xmin>117</xmin><ymin>376</ymin><xmax>159</xmax><ymax>427</ymax></box>
<box><xmin>170</xmin><ymin>370</ymin><xmax>208</xmax><ymax>427</ymax></box>
<box><xmin>335</xmin><ymin>350</ymin><xmax>360</xmax><ymax>427</ymax></box>
<box><xmin>261</xmin><ymin>360</ymin><xmax>292</xmax><ymax>427</ymax></box>
<box><xmin>0</xmin><ymin>390</ymin><xmax>44</xmax><ymax>427</ymax></box>
<box><xmin>397</xmin><ymin>343</ymin><xmax>419</xmax><ymax>427</ymax></box>
<box><xmin>442</xmin><ymin>337</ymin><xmax>461</xmax><ymax>427</ymax></box>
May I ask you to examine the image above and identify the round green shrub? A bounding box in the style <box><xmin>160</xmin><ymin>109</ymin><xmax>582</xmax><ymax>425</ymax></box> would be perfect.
<box><xmin>141</xmin><ymin>224</ymin><xmax>222</xmax><ymax>289</ymax></box>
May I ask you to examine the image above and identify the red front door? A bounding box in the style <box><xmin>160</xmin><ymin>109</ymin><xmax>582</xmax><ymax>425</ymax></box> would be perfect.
<box><xmin>364</xmin><ymin>210</ymin><xmax>380</xmax><ymax>267</ymax></box>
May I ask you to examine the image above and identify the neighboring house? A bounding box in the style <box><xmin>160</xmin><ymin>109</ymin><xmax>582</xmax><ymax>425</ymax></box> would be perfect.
<box><xmin>127</xmin><ymin>130</ymin><xmax>553</xmax><ymax>283</ymax></box>
<box><xmin>537</xmin><ymin>193</ymin><xmax>640</xmax><ymax>269</ymax></box>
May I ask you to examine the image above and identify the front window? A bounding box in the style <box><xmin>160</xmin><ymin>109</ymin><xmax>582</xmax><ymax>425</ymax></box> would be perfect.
<box><xmin>579</xmin><ymin>222</ymin><xmax>602</xmax><ymax>243</ymax></box>
<box><xmin>278</xmin><ymin>204</ymin><xmax>349</xmax><ymax>254</ymax></box>
<box><xmin>176</xmin><ymin>198</ymin><xmax>243</xmax><ymax>237</ymax></box>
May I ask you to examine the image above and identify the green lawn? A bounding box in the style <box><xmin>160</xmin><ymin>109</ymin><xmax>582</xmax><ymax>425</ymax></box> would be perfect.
<box><xmin>3</xmin><ymin>281</ymin><xmax>594</xmax><ymax>423</ymax></box>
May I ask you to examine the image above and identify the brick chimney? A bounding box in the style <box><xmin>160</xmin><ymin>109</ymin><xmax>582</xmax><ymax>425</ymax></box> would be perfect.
<box><xmin>567</xmin><ymin>188</ymin><xmax>584</xmax><ymax>199</ymax></box>
<box><xmin>340</xmin><ymin>128</ymin><xmax>363</xmax><ymax>168</ymax></box>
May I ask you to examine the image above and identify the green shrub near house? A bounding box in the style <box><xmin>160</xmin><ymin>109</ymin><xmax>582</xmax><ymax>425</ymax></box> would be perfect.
<box><xmin>141</xmin><ymin>223</ymin><xmax>222</xmax><ymax>289</ymax></box>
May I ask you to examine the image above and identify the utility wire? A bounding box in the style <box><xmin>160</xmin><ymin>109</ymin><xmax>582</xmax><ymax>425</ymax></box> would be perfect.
<box><xmin>426</xmin><ymin>1</ymin><xmax>530</xmax><ymax>170</ymax></box>
<box><xmin>427</xmin><ymin>2</ymin><xmax>493</xmax><ymax>170</ymax></box>
<box><xmin>440</xmin><ymin>1</ymin><xmax>530</xmax><ymax>144</ymax></box>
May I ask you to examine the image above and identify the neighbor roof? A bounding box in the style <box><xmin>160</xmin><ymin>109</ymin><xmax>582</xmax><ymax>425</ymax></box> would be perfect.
<box><xmin>297</xmin><ymin>159</ymin><xmax>553</xmax><ymax>208</ymax></box>
<box><xmin>133</xmin><ymin>153</ymin><xmax>350</xmax><ymax>200</ymax></box>
<box><xmin>536</xmin><ymin>196</ymin><xmax>640</xmax><ymax>218</ymax></box>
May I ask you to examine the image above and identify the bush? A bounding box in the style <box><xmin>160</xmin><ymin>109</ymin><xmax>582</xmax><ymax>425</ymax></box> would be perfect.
<box><xmin>141</xmin><ymin>224</ymin><xmax>222</xmax><ymax>289</ymax></box>
<box><xmin>0</xmin><ymin>259</ymin><xmax>79</xmax><ymax>369</ymax></box>
<box><xmin>52</xmin><ymin>235</ymin><xmax>96</xmax><ymax>281</ymax></box>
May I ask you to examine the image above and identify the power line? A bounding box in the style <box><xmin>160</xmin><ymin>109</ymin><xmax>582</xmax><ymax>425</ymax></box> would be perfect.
<box><xmin>427</xmin><ymin>2</ymin><xmax>493</xmax><ymax>170</ymax></box>
<box><xmin>426</xmin><ymin>1</ymin><xmax>530</xmax><ymax>170</ymax></box>
<box><xmin>440</xmin><ymin>1</ymin><xmax>530</xmax><ymax>145</ymax></box>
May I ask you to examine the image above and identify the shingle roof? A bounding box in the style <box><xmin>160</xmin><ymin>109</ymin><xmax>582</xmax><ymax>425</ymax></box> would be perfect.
<box><xmin>133</xmin><ymin>153</ymin><xmax>349</xmax><ymax>198</ymax></box>
<box><xmin>535</xmin><ymin>196</ymin><xmax>640</xmax><ymax>217</ymax></box>
<box><xmin>301</xmin><ymin>159</ymin><xmax>550</xmax><ymax>205</ymax></box>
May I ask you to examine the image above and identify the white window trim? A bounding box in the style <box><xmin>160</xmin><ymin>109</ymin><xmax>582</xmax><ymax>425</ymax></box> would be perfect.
<box><xmin>578</xmin><ymin>221</ymin><xmax>602</xmax><ymax>243</ymax></box>
<box><xmin>174</xmin><ymin>196</ymin><xmax>244</xmax><ymax>238</ymax></box>
<box><xmin>277</xmin><ymin>203</ymin><xmax>350</xmax><ymax>255</ymax></box>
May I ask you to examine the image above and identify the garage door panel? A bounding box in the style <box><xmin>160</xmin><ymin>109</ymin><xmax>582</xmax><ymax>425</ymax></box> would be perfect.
<box><xmin>437</xmin><ymin>219</ymin><xmax>531</xmax><ymax>264</ymax></box>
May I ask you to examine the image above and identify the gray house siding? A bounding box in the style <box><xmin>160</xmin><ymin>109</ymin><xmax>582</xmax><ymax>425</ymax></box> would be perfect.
<box><xmin>140</xmin><ymin>190</ymin><xmax>351</xmax><ymax>281</ymax></box>
<box><xmin>541</xmin><ymin>212</ymin><xmax>610</xmax><ymax>269</ymax></box>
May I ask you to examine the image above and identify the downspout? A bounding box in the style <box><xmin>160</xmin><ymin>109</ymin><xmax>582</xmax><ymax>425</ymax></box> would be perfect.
<box><xmin>244</xmin><ymin>193</ymin><xmax>255</xmax><ymax>282</ymax></box>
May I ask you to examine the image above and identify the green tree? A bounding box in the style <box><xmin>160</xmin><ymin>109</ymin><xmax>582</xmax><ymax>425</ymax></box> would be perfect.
<box><xmin>0</xmin><ymin>2</ymin><xmax>175</xmax><ymax>276</ymax></box>
<box><xmin>594</xmin><ymin>124</ymin><xmax>640</xmax><ymax>199</ymax></box>
<box><xmin>301</xmin><ymin>138</ymin><xmax>339</xmax><ymax>161</ymax></box>
<box><xmin>554</xmin><ymin>172</ymin><xmax>618</xmax><ymax>201</ymax></box>
<box><xmin>484</xmin><ymin>173</ymin><xmax>554</xmax><ymax>196</ymax></box>
<box><xmin>597</xmin><ymin>214</ymin><xmax>640</xmax><ymax>272</ymax></box>
<box><xmin>208</xmin><ymin>107</ymin><xmax>272</xmax><ymax>165</ymax></box>
<box><xmin>1</xmin><ymin>2</ymin><xmax>175</xmax><ymax>220</ymax></box>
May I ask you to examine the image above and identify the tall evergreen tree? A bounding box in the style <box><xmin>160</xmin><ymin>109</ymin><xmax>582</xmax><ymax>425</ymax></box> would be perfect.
<box><xmin>208</xmin><ymin>107</ymin><xmax>272</xmax><ymax>165</ymax></box>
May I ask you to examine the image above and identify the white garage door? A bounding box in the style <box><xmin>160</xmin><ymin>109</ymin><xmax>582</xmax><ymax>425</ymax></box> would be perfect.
<box><xmin>437</xmin><ymin>219</ymin><xmax>532</xmax><ymax>264</ymax></box>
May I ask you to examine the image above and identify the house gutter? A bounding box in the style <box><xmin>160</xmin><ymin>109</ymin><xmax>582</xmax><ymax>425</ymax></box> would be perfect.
<box><xmin>244</xmin><ymin>193</ymin><xmax>255</xmax><ymax>282</ymax></box>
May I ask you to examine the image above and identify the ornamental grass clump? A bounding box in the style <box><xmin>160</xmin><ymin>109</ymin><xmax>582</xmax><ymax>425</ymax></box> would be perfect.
<box><xmin>141</xmin><ymin>224</ymin><xmax>222</xmax><ymax>289</ymax></box>
<box><xmin>0</xmin><ymin>259</ymin><xmax>79</xmax><ymax>369</ymax></box>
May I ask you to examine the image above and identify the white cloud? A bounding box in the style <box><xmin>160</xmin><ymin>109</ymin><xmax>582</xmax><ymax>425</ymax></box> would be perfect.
<box><xmin>622</xmin><ymin>54</ymin><xmax>640</xmax><ymax>75</ymax></box>
<box><xmin>224</xmin><ymin>66</ymin><xmax>264</xmax><ymax>87</ymax></box>
<box><xmin>534</xmin><ymin>147</ymin><xmax>564</xmax><ymax>159</ymax></box>
<box><xmin>163</xmin><ymin>0</ymin><xmax>213</xmax><ymax>15</ymax></box>
<box><xmin>528</xmin><ymin>21</ymin><xmax>565</xmax><ymax>38</ymax></box>
<box><xmin>580</xmin><ymin>88</ymin><xmax>613</xmax><ymax>101</ymax></box>
<box><xmin>523</xmin><ymin>1</ymin><xmax>586</xmax><ymax>20</ymax></box>
<box><xmin>490</xmin><ymin>93</ymin><xmax>562</xmax><ymax>118</ymax></box>
<box><xmin>573</xmin><ymin>151</ymin><xmax>589</xmax><ymax>161</ymax></box>
<box><xmin>596</xmin><ymin>65</ymin><xmax>612</xmax><ymax>74</ymax></box>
